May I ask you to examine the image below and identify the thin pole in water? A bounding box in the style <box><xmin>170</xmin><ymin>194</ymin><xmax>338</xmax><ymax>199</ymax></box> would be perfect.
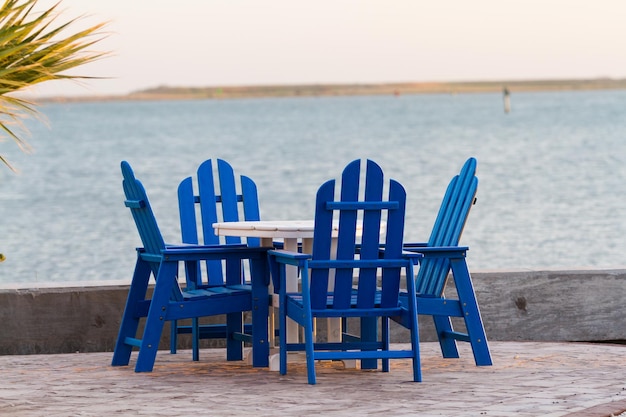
<box><xmin>503</xmin><ymin>86</ymin><xmax>511</xmax><ymax>113</ymax></box>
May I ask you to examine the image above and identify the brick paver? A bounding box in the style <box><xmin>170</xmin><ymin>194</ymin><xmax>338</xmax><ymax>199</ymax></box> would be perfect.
<box><xmin>0</xmin><ymin>341</ymin><xmax>624</xmax><ymax>416</ymax></box>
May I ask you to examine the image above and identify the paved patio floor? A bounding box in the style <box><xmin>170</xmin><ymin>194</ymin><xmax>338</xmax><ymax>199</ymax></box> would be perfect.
<box><xmin>0</xmin><ymin>341</ymin><xmax>625</xmax><ymax>416</ymax></box>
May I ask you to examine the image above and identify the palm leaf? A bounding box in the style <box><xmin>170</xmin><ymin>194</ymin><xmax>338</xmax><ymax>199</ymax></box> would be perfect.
<box><xmin>0</xmin><ymin>0</ymin><xmax>108</xmax><ymax>171</ymax></box>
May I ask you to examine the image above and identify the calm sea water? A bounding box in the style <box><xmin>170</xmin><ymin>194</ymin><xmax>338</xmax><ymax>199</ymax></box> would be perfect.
<box><xmin>1</xmin><ymin>90</ymin><xmax>626</xmax><ymax>285</ymax></box>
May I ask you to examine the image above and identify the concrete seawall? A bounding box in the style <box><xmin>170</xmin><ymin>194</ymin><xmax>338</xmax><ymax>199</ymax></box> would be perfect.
<box><xmin>1</xmin><ymin>269</ymin><xmax>624</xmax><ymax>355</ymax></box>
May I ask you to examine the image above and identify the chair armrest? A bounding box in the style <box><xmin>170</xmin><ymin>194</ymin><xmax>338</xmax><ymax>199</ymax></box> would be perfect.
<box><xmin>271</xmin><ymin>241</ymin><xmax>303</xmax><ymax>252</ymax></box>
<box><xmin>268</xmin><ymin>249</ymin><xmax>311</xmax><ymax>266</ymax></box>
<box><xmin>165</xmin><ymin>243</ymin><xmax>247</xmax><ymax>250</ymax></box>
<box><xmin>267</xmin><ymin>249</ymin><xmax>311</xmax><ymax>293</ymax></box>
<box><xmin>376</xmin><ymin>247</ymin><xmax>423</xmax><ymax>264</ymax></box>
<box><xmin>404</xmin><ymin>245</ymin><xmax>469</xmax><ymax>259</ymax></box>
<box><xmin>402</xmin><ymin>251</ymin><xmax>424</xmax><ymax>264</ymax></box>
<box><xmin>160</xmin><ymin>245</ymin><xmax>271</xmax><ymax>261</ymax></box>
<box><xmin>403</xmin><ymin>242</ymin><xmax>428</xmax><ymax>248</ymax></box>
<box><xmin>375</xmin><ymin>242</ymin><xmax>427</xmax><ymax>256</ymax></box>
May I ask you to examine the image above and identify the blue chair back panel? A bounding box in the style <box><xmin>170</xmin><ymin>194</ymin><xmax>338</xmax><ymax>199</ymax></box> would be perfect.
<box><xmin>417</xmin><ymin>157</ymin><xmax>478</xmax><ymax>296</ymax></box>
<box><xmin>179</xmin><ymin>159</ymin><xmax>261</xmax><ymax>286</ymax></box>
<box><xmin>121</xmin><ymin>161</ymin><xmax>165</xmax><ymax>257</ymax></box>
<box><xmin>309</xmin><ymin>160</ymin><xmax>406</xmax><ymax>311</ymax></box>
<box><xmin>121</xmin><ymin>161</ymin><xmax>184</xmax><ymax>301</ymax></box>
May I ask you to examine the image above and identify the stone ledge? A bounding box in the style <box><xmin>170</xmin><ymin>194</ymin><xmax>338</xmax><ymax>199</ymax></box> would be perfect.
<box><xmin>0</xmin><ymin>269</ymin><xmax>624</xmax><ymax>355</ymax></box>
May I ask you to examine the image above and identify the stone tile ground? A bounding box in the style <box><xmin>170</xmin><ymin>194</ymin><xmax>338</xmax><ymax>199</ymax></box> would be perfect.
<box><xmin>0</xmin><ymin>342</ymin><xmax>624</xmax><ymax>416</ymax></box>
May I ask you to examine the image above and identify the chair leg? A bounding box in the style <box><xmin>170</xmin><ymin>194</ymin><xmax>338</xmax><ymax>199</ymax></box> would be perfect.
<box><xmin>381</xmin><ymin>317</ymin><xmax>390</xmax><ymax>373</ymax></box>
<box><xmin>226</xmin><ymin>312</ymin><xmax>243</xmax><ymax>361</ymax></box>
<box><xmin>304</xmin><ymin>313</ymin><xmax>316</xmax><ymax>385</ymax></box>
<box><xmin>135</xmin><ymin>262</ymin><xmax>178</xmax><ymax>372</ymax></box>
<box><xmin>451</xmin><ymin>259</ymin><xmax>492</xmax><ymax>366</ymax></box>
<box><xmin>360</xmin><ymin>317</ymin><xmax>377</xmax><ymax>370</ymax></box>
<box><xmin>433</xmin><ymin>315</ymin><xmax>461</xmax><ymax>359</ymax></box>
<box><xmin>402</xmin><ymin>262</ymin><xmax>422</xmax><ymax>383</ymax></box>
<box><xmin>450</xmin><ymin>259</ymin><xmax>492</xmax><ymax>366</ymax></box>
<box><xmin>279</xmin><ymin>296</ymin><xmax>288</xmax><ymax>376</ymax></box>
<box><xmin>410</xmin><ymin>309</ymin><xmax>422</xmax><ymax>382</ymax></box>
<box><xmin>250</xmin><ymin>257</ymin><xmax>270</xmax><ymax>368</ymax></box>
<box><xmin>192</xmin><ymin>318</ymin><xmax>200</xmax><ymax>361</ymax></box>
<box><xmin>170</xmin><ymin>320</ymin><xmax>178</xmax><ymax>354</ymax></box>
<box><xmin>112</xmin><ymin>258</ymin><xmax>151</xmax><ymax>367</ymax></box>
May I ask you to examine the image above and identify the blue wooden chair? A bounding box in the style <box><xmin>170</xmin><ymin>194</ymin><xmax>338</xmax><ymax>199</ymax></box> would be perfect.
<box><xmin>111</xmin><ymin>161</ymin><xmax>270</xmax><ymax>372</ymax></box>
<box><xmin>171</xmin><ymin>159</ymin><xmax>261</xmax><ymax>361</ymax></box>
<box><xmin>403</xmin><ymin>157</ymin><xmax>492</xmax><ymax>366</ymax></box>
<box><xmin>268</xmin><ymin>159</ymin><xmax>422</xmax><ymax>384</ymax></box>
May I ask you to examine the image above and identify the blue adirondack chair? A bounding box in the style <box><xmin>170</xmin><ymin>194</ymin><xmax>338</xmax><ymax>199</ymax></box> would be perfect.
<box><xmin>403</xmin><ymin>157</ymin><xmax>492</xmax><ymax>366</ymax></box>
<box><xmin>171</xmin><ymin>159</ymin><xmax>261</xmax><ymax>361</ymax></box>
<box><xmin>268</xmin><ymin>159</ymin><xmax>422</xmax><ymax>384</ymax></box>
<box><xmin>111</xmin><ymin>161</ymin><xmax>270</xmax><ymax>372</ymax></box>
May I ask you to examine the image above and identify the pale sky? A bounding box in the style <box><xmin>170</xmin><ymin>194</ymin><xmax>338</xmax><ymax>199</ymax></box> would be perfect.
<box><xmin>30</xmin><ymin>0</ymin><xmax>626</xmax><ymax>97</ymax></box>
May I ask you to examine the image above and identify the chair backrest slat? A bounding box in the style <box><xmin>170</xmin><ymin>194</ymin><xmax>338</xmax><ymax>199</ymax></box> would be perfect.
<box><xmin>178</xmin><ymin>177</ymin><xmax>199</xmax><ymax>244</ymax></box>
<box><xmin>417</xmin><ymin>157</ymin><xmax>478</xmax><ymax>296</ymax></box>
<box><xmin>333</xmin><ymin>160</ymin><xmax>361</xmax><ymax>309</ymax></box>
<box><xmin>310</xmin><ymin>179</ymin><xmax>334</xmax><ymax>310</ymax></box>
<box><xmin>196</xmin><ymin>160</ymin><xmax>221</xmax><ymax>246</ymax></box>
<box><xmin>356</xmin><ymin>160</ymin><xmax>384</xmax><ymax>309</ymax></box>
<box><xmin>380</xmin><ymin>179</ymin><xmax>407</xmax><ymax>308</ymax></box>
<box><xmin>216</xmin><ymin>159</ymin><xmax>239</xmax><ymax>226</ymax></box>
<box><xmin>240</xmin><ymin>175</ymin><xmax>261</xmax><ymax>247</ymax></box>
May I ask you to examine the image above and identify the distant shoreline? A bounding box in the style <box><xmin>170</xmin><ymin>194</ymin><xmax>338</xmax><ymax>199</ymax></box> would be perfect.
<box><xmin>37</xmin><ymin>78</ymin><xmax>626</xmax><ymax>103</ymax></box>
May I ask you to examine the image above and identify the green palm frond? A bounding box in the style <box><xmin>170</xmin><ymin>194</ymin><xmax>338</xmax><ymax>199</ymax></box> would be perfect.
<box><xmin>0</xmin><ymin>0</ymin><xmax>108</xmax><ymax>171</ymax></box>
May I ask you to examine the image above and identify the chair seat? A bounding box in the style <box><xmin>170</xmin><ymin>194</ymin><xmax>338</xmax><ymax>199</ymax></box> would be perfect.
<box><xmin>183</xmin><ymin>285</ymin><xmax>252</xmax><ymax>300</ymax></box>
<box><xmin>286</xmin><ymin>291</ymin><xmax>403</xmax><ymax>315</ymax></box>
